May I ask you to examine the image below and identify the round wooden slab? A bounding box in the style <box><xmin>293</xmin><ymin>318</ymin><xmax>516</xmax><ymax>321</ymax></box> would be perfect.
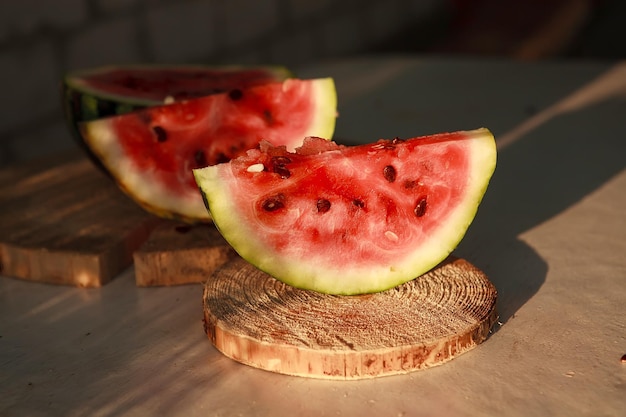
<box><xmin>203</xmin><ymin>256</ymin><xmax>497</xmax><ymax>380</ymax></box>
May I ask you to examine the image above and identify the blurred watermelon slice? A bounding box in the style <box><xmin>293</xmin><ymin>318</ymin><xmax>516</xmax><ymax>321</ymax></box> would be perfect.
<box><xmin>80</xmin><ymin>77</ymin><xmax>337</xmax><ymax>223</ymax></box>
<box><xmin>62</xmin><ymin>65</ymin><xmax>293</xmax><ymax>165</ymax></box>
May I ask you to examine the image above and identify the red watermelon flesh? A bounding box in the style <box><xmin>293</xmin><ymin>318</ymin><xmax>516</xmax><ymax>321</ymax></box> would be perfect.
<box><xmin>63</xmin><ymin>65</ymin><xmax>293</xmax><ymax>176</ymax></box>
<box><xmin>81</xmin><ymin>77</ymin><xmax>337</xmax><ymax>223</ymax></box>
<box><xmin>193</xmin><ymin>129</ymin><xmax>496</xmax><ymax>294</ymax></box>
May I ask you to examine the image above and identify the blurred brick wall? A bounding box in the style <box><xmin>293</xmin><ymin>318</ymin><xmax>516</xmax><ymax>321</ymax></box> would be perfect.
<box><xmin>0</xmin><ymin>0</ymin><xmax>443</xmax><ymax>167</ymax></box>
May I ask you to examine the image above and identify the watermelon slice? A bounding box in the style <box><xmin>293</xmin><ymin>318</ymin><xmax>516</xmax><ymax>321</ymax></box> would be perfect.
<box><xmin>80</xmin><ymin>77</ymin><xmax>337</xmax><ymax>223</ymax></box>
<box><xmin>193</xmin><ymin>129</ymin><xmax>496</xmax><ymax>295</ymax></box>
<box><xmin>63</xmin><ymin>65</ymin><xmax>293</xmax><ymax>171</ymax></box>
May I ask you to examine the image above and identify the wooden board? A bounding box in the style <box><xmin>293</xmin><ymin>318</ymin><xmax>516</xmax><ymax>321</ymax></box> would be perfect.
<box><xmin>203</xmin><ymin>256</ymin><xmax>498</xmax><ymax>380</ymax></box>
<box><xmin>0</xmin><ymin>154</ymin><xmax>230</xmax><ymax>287</ymax></box>
<box><xmin>0</xmin><ymin>153</ymin><xmax>159</xmax><ymax>287</ymax></box>
<box><xmin>134</xmin><ymin>221</ymin><xmax>235</xmax><ymax>287</ymax></box>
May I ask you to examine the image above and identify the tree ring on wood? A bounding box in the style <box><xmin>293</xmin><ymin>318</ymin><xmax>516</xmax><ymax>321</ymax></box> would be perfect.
<box><xmin>203</xmin><ymin>256</ymin><xmax>497</xmax><ymax>380</ymax></box>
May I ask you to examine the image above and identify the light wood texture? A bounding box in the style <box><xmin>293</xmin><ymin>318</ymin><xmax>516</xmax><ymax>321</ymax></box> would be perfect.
<box><xmin>0</xmin><ymin>153</ymin><xmax>159</xmax><ymax>287</ymax></box>
<box><xmin>0</xmin><ymin>153</ymin><xmax>238</xmax><ymax>287</ymax></box>
<box><xmin>134</xmin><ymin>221</ymin><xmax>235</xmax><ymax>286</ymax></box>
<box><xmin>203</xmin><ymin>256</ymin><xmax>498</xmax><ymax>380</ymax></box>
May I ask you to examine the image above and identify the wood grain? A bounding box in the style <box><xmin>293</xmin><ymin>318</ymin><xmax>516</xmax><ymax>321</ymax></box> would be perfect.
<box><xmin>0</xmin><ymin>152</ymin><xmax>159</xmax><ymax>287</ymax></box>
<box><xmin>0</xmin><ymin>153</ymin><xmax>240</xmax><ymax>287</ymax></box>
<box><xmin>134</xmin><ymin>221</ymin><xmax>235</xmax><ymax>286</ymax></box>
<box><xmin>203</xmin><ymin>256</ymin><xmax>498</xmax><ymax>380</ymax></box>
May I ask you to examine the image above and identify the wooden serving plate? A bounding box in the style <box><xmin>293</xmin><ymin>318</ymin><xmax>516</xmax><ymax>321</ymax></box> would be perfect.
<box><xmin>203</xmin><ymin>256</ymin><xmax>498</xmax><ymax>380</ymax></box>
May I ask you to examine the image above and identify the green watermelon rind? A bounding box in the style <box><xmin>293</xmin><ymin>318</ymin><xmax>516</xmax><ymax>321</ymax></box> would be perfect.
<box><xmin>82</xmin><ymin>77</ymin><xmax>338</xmax><ymax>223</ymax></box>
<box><xmin>194</xmin><ymin>128</ymin><xmax>496</xmax><ymax>295</ymax></box>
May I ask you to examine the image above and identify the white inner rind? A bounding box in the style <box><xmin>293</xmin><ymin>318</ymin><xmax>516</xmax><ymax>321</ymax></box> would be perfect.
<box><xmin>194</xmin><ymin>128</ymin><xmax>497</xmax><ymax>295</ymax></box>
<box><xmin>84</xmin><ymin>121</ymin><xmax>209</xmax><ymax>220</ymax></box>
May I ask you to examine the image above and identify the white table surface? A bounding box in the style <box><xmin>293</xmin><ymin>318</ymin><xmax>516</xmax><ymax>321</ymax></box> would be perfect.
<box><xmin>1</xmin><ymin>56</ymin><xmax>625</xmax><ymax>417</ymax></box>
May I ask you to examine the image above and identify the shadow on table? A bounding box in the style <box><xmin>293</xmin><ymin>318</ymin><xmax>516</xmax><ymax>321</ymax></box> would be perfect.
<box><xmin>456</xmin><ymin>96</ymin><xmax>626</xmax><ymax>323</ymax></box>
<box><xmin>325</xmin><ymin>58</ymin><xmax>626</xmax><ymax>325</ymax></box>
<box><xmin>0</xmin><ymin>271</ymin><xmax>255</xmax><ymax>417</ymax></box>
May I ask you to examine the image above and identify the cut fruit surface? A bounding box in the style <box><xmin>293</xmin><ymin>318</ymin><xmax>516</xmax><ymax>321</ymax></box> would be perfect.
<box><xmin>193</xmin><ymin>129</ymin><xmax>496</xmax><ymax>294</ymax></box>
<box><xmin>63</xmin><ymin>65</ymin><xmax>293</xmax><ymax>173</ymax></box>
<box><xmin>81</xmin><ymin>77</ymin><xmax>337</xmax><ymax>223</ymax></box>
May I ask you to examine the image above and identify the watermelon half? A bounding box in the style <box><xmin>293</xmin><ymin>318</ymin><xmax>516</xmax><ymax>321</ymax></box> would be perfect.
<box><xmin>193</xmin><ymin>129</ymin><xmax>496</xmax><ymax>295</ymax></box>
<box><xmin>80</xmin><ymin>77</ymin><xmax>337</xmax><ymax>223</ymax></box>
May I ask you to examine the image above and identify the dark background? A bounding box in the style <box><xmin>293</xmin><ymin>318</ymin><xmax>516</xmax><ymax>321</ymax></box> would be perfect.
<box><xmin>380</xmin><ymin>0</ymin><xmax>626</xmax><ymax>60</ymax></box>
<box><xmin>0</xmin><ymin>0</ymin><xmax>624</xmax><ymax>168</ymax></box>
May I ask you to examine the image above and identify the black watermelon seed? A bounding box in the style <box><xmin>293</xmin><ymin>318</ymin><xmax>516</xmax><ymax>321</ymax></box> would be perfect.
<box><xmin>215</xmin><ymin>152</ymin><xmax>229</xmax><ymax>164</ymax></box>
<box><xmin>153</xmin><ymin>125</ymin><xmax>167</xmax><ymax>142</ymax></box>
<box><xmin>403</xmin><ymin>179</ymin><xmax>416</xmax><ymax>189</ymax></box>
<box><xmin>414</xmin><ymin>197</ymin><xmax>428</xmax><ymax>217</ymax></box>
<box><xmin>316</xmin><ymin>198</ymin><xmax>331</xmax><ymax>213</ymax></box>
<box><xmin>271</xmin><ymin>155</ymin><xmax>291</xmax><ymax>178</ymax></box>
<box><xmin>353</xmin><ymin>199</ymin><xmax>365</xmax><ymax>208</ymax></box>
<box><xmin>383</xmin><ymin>165</ymin><xmax>396</xmax><ymax>182</ymax></box>
<box><xmin>194</xmin><ymin>150</ymin><xmax>207</xmax><ymax>166</ymax></box>
<box><xmin>262</xmin><ymin>194</ymin><xmax>285</xmax><ymax>211</ymax></box>
<box><xmin>228</xmin><ymin>89</ymin><xmax>243</xmax><ymax>100</ymax></box>
<box><xmin>273</xmin><ymin>165</ymin><xmax>291</xmax><ymax>179</ymax></box>
<box><xmin>263</xmin><ymin>109</ymin><xmax>273</xmax><ymax>124</ymax></box>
